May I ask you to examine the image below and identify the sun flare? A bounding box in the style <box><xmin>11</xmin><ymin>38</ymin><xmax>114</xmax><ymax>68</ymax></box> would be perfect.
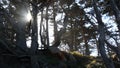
<box><xmin>26</xmin><ymin>12</ymin><xmax>32</xmax><ymax>21</ymax></box>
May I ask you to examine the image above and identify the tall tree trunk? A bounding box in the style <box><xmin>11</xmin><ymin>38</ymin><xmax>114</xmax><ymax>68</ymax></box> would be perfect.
<box><xmin>82</xmin><ymin>29</ymin><xmax>90</xmax><ymax>56</ymax></box>
<box><xmin>52</xmin><ymin>14</ymin><xmax>67</xmax><ymax>47</ymax></box>
<box><xmin>95</xmin><ymin>38</ymin><xmax>101</xmax><ymax>56</ymax></box>
<box><xmin>45</xmin><ymin>6</ymin><xmax>49</xmax><ymax>47</ymax></box>
<box><xmin>81</xmin><ymin>25</ymin><xmax>90</xmax><ymax>55</ymax></box>
<box><xmin>39</xmin><ymin>10</ymin><xmax>44</xmax><ymax>49</ymax></box>
<box><xmin>71</xmin><ymin>23</ymin><xmax>74</xmax><ymax>51</ymax></box>
<box><xmin>53</xmin><ymin>2</ymin><xmax>58</xmax><ymax>44</ymax></box>
<box><xmin>16</xmin><ymin>23</ymin><xmax>28</xmax><ymax>54</ymax></box>
<box><xmin>31</xmin><ymin>0</ymin><xmax>38</xmax><ymax>54</ymax></box>
<box><xmin>84</xmin><ymin>39</ymin><xmax>90</xmax><ymax>56</ymax></box>
<box><xmin>30</xmin><ymin>1</ymin><xmax>39</xmax><ymax>68</ymax></box>
<box><xmin>93</xmin><ymin>0</ymin><xmax>115</xmax><ymax>68</ymax></box>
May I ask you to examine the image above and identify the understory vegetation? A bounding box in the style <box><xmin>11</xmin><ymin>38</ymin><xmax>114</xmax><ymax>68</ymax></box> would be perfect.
<box><xmin>0</xmin><ymin>50</ymin><xmax>105</xmax><ymax>68</ymax></box>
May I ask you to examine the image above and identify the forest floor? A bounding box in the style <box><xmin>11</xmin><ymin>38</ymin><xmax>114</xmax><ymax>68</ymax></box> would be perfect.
<box><xmin>0</xmin><ymin>49</ymin><xmax>106</xmax><ymax>68</ymax></box>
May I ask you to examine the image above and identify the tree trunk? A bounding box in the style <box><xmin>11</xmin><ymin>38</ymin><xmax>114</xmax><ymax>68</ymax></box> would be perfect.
<box><xmin>16</xmin><ymin>23</ymin><xmax>28</xmax><ymax>54</ymax></box>
<box><xmin>31</xmin><ymin>0</ymin><xmax>39</xmax><ymax>54</ymax></box>
<box><xmin>93</xmin><ymin>0</ymin><xmax>115</xmax><ymax>68</ymax></box>
<box><xmin>53</xmin><ymin>2</ymin><xmax>58</xmax><ymax>45</ymax></box>
<box><xmin>30</xmin><ymin>1</ymin><xmax>39</xmax><ymax>68</ymax></box>
<box><xmin>85</xmin><ymin>39</ymin><xmax>90</xmax><ymax>56</ymax></box>
<box><xmin>45</xmin><ymin>6</ymin><xmax>50</xmax><ymax>47</ymax></box>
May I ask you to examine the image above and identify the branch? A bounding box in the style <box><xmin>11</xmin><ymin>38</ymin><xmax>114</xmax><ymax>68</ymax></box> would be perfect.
<box><xmin>105</xmin><ymin>40</ymin><xmax>120</xmax><ymax>60</ymax></box>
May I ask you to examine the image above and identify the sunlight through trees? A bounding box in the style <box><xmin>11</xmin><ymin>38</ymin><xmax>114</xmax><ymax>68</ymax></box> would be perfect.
<box><xmin>0</xmin><ymin>0</ymin><xmax>120</xmax><ymax>68</ymax></box>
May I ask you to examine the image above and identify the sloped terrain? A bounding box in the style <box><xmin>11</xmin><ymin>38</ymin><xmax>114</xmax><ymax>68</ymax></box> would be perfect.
<box><xmin>0</xmin><ymin>48</ymin><xmax>105</xmax><ymax>68</ymax></box>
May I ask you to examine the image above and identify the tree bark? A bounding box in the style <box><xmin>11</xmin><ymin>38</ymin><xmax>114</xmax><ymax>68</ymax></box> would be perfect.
<box><xmin>93</xmin><ymin>0</ymin><xmax>115</xmax><ymax>68</ymax></box>
<box><xmin>45</xmin><ymin>6</ymin><xmax>50</xmax><ymax>47</ymax></box>
<box><xmin>31</xmin><ymin>0</ymin><xmax>39</xmax><ymax>54</ymax></box>
<box><xmin>53</xmin><ymin>2</ymin><xmax>58</xmax><ymax>44</ymax></box>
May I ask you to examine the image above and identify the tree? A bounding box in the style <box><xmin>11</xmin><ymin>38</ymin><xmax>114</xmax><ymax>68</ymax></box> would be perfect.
<box><xmin>93</xmin><ymin>0</ymin><xmax>115</xmax><ymax>67</ymax></box>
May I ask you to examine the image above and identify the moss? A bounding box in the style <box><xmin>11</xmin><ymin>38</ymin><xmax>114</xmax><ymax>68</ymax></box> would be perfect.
<box><xmin>70</xmin><ymin>51</ymin><xmax>105</xmax><ymax>68</ymax></box>
<box><xmin>70</xmin><ymin>51</ymin><xmax>83</xmax><ymax>56</ymax></box>
<box><xmin>86</xmin><ymin>60</ymin><xmax>105</xmax><ymax>68</ymax></box>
